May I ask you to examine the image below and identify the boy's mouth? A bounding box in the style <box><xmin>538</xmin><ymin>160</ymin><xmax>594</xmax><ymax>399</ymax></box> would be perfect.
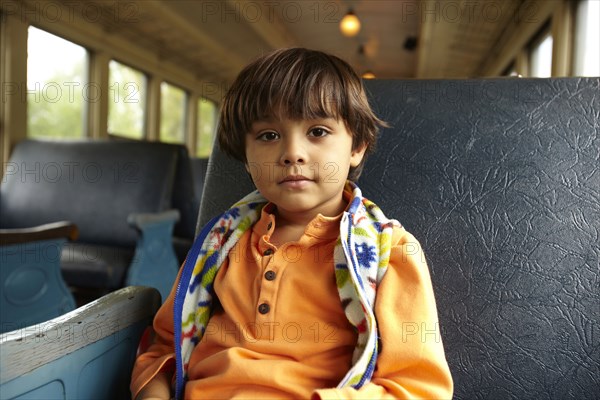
<box><xmin>278</xmin><ymin>175</ymin><xmax>312</xmax><ymax>184</ymax></box>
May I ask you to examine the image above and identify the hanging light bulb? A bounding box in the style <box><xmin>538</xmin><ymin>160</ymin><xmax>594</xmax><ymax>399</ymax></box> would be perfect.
<box><xmin>340</xmin><ymin>9</ymin><xmax>361</xmax><ymax>37</ymax></box>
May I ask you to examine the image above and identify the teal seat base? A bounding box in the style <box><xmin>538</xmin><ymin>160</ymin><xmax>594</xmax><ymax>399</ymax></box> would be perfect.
<box><xmin>1</xmin><ymin>238</ymin><xmax>76</xmax><ymax>333</ymax></box>
<box><xmin>0</xmin><ymin>286</ymin><xmax>161</xmax><ymax>400</ymax></box>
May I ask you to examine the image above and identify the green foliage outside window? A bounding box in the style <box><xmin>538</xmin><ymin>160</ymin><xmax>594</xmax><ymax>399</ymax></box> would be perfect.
<box><xmin>108</xmin><ymin>61</ymin><xmax>146</xmax><ymax>139</ymax></box>
<box><xmin>160</xmin><ymin>83</ymin><xmax>186</xmax><ymax>144</ymax></box>
<box><xmin>196</xmin><ymin>98</ymin><xmax>216</xmax><ymax>158</ymax></box>
<box><xmin>27</xmin><ymin>27</ymin><xmax>87</xmax><ymax>139</ymax></box>
<box><xmin>26</xmin><ymin>27</ymin><xmax>216</xmax><ymax>152</ymax></box>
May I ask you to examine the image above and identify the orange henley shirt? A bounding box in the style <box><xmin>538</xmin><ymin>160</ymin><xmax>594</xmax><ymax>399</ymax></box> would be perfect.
<box><xmin>132</xmin><ymin>198</ymin><xmax>453</xmax><ymax>399</ymax></box>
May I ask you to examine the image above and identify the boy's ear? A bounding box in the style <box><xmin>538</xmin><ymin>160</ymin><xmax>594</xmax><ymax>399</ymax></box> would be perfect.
<box><xmin>350</xmin><ymin>144</ymin><xmax>368</xmax><ymax>167</ymax></box>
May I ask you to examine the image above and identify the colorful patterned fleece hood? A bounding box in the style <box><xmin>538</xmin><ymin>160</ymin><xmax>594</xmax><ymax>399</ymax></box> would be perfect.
<box><xmin>173</xmin><ymin>181</ymin><xmax>400</xmax><ymax>399</ymax></box>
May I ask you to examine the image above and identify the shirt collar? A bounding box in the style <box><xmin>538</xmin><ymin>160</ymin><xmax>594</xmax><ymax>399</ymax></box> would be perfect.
<box><xmin>252</xmin><ymin>186</ymin><xmax>353</xmax><ymax>241</ymax></box>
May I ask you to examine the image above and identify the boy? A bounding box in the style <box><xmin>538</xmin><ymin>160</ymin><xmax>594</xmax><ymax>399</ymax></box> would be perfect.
<box><xmin>131</xmin><ymin>48</ymin><xmax>453</xmax><ymax>399</ymax></box>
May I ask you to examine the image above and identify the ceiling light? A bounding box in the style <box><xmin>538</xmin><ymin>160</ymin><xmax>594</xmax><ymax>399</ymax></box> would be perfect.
<box><xmin>362</xmin><ymin>70</ymin><xmax>376</xmax><ymax>79</ymax></box>
<box><xmin>340</xmin><ymin>9</ymin><xmax>361</xmax><ymax>37</ymax></box>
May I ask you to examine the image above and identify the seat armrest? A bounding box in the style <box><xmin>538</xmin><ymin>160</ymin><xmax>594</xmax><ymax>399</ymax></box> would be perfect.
<box><xmin>0</xmin><ymin>221</ymin><xmax>78</xmax><ymax>245</ymax></box>
<box><xmin>127</xmin><ymin>209</ymin><xmax>180</xmax><ymax>228</ymax></box>
<box><xmin>126</xmin><ymin>210</ymin><xmax>181</xmax><ymax>302</ymax></box>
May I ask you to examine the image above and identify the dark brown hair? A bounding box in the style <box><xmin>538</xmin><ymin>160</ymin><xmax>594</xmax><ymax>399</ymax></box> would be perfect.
<box><xmin>218</xmin><ymin>47</ymin><xmax>387</xmax><ymax>181</ymax></box>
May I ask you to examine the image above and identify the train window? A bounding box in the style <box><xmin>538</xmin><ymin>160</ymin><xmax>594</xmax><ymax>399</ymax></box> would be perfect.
<box><xmin>196</xmin><ymin>98</ymin><xmax>217</xmax><ymax>158</ymax></box>
<box><xmin>160</xmin><ymin>82</ymin><xmax>186</xmax><ymax>144</ymax></box>
<box><xmin>108</xmin><ymin>61</ymin><xmax>146</xmax><ymax>139</ymax></box>
<box><xmin>573</xmin><ymin>0</ymin><xmax>600</xmax><ymax>76</ymax></box>
<box><xmin>529</xmin><ymin>31</ymin><xmax>553</xmax><ymax>77</ymax></box>
<box><xmin>26</xmin><ymin>26</ymin><xmax>87</xmax><ymax>139</ymax></box>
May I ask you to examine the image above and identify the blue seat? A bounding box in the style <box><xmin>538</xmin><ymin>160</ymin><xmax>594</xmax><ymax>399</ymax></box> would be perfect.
<box><xmin>0</xmin><ymin>286</ymin><xmax>160</xmax><ymax>399</ymax></box>
<box><xmin>0</xmin><ymin>140</ymin><xmax>182</xmax><ymax>302</ymax></box>
<box><xmin>0</xmin><ymin>222</ymin><xmax>77</xmax><ymax>333</ymax></box>
<box><xmin>126</xmin><ymin>210</ymin><xmax>180</xmax><ymax>300</ymax></box>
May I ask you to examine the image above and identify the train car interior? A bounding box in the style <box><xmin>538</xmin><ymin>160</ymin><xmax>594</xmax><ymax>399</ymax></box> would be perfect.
<box><xmin>1</xmin><ymin>0</ymin><xmax>598</xmax><ymax>399</ymax></box>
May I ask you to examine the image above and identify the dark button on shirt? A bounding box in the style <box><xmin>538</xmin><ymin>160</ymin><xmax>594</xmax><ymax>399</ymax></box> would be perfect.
<box><xmin>258</xmin><ymin>303</ymin><xmax>270</xmax><ymax>314</ymax></box>
<box><xmin>264</xmin><ymin>270</ymin><xmax>276</xmax><ymax>281</ymax></box>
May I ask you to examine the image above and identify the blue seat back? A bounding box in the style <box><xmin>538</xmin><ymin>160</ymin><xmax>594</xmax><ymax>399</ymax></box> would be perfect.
<box><xmin>1</xmin><ymin>238</ymin><xmax>76</xmax><ymax>333</ymax></box>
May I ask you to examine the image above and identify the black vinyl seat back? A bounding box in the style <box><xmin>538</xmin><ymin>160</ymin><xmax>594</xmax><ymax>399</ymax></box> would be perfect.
<box><xmin>1</xmin><ymin>140</ymin><xmax>177</xmax><ymax>247</ymax></box>
<box><xmin>198</xmin><ymin>78</ymin><xmax>600</xmax><ymax>399</ymax></box>
<box><xmin>359</xmin><ymin>78</ymin><xmax>599</xmax><ymax>399</ymax></box>
<box><xmin>170</xmin><ymin>145</ymin><xmax>200</xmax><ymax>240</ymax></box>
<box><xmin>191</xmin><ymin>157</ymin><xmax>210</xmax><ymax>200</ymax></box>
<box><xmin>197</xmin><ymin>153</ymin><xmax>254</xmax><ymax>228</ymax></box>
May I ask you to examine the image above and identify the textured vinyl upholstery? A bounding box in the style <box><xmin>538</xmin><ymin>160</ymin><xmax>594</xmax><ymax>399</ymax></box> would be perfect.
<box><xmin>360</xmin><ymin>78</ymin><xmax>599</xmax><ymax>399</ymax></box>
<box><xmin>1</xmin><ymin>140</ymin><xmax>178</xmax><ymax>289</ymax></box>
<box><xmin>170</xmin><ymin>147</ymin><xmax>201</xmax><ymax>263</ymax></box>
<box><xmin>197</xmin><ymin>153</ymin><xmax>254</xmax><ymax>228</ymax></box>
<box><xmin>1</xmin><ymin>140</ymin><xmax>177</xmax><ymax>247</ymax></box>
<box><xmin>198</xmin><ymin>78</ymin><xmax>599</xmax><ymax>399</ymax></box>
<box><xmin>191</xmin><ymin>157</ymin><xmax>210</xmax><ymax>200</ymax></box>
<box><xmin>171</xmin><ymin>146</ymin><xmax>200</xmax><ymax>241</ymax></box>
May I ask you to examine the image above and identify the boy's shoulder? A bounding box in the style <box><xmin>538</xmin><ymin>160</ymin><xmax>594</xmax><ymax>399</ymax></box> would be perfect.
<box><xmin>391</xmin><ymin>224</ymin><xmax>418</xmax><ymax>247</ymax></box>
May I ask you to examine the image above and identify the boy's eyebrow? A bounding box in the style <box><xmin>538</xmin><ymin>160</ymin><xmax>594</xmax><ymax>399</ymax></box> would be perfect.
<box><xmin>247</xmin><ymin>118</ymin><xmax>342</xmax><ymax>134</ymax></box>
<box><xmin>246</xmin><ymin>119</ymin><xmax>275</xmax><ymax>134</ymax></box>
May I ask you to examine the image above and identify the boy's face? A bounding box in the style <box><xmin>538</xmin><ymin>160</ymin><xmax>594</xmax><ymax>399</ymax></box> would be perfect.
<box><xmin>245</xmin><ymin>116</ymin><xmax>366</xmax><ymax>220</ymax></box>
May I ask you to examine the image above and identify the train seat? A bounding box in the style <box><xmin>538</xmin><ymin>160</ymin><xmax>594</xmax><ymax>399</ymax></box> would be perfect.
<box><xmin>0</xmin><ymin>140</ymin><xmax>181</xmax><ymax>303</ymax></box>
<box><xmin>191</xmin><ymin>157</ymin><xmax>210</xmax><ymax>200</ymax></box>
<box><xmin>0</xmin><ymin>222</ymin><xmax>78</xmax><ymax>333</ymax></box>
<box><xmin>170</xmin><ymin>155</ymin><xmax>213</xmax><ymax>265</ymax></box>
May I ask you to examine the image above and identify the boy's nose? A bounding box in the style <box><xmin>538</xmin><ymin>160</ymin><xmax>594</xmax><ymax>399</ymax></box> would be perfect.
<box><xmin>282</xmin><ymin>155</ymin><xmax>305</xmax><ymax>165</ymax></box>
<box><xmin>280</xmin><ymin>139</ymin><xmax>306</xmax><ymax>165</ymax></box>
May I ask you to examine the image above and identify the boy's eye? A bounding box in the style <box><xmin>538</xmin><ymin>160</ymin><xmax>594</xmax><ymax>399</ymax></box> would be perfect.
<box><xmin>257</xmin><ymin>131</ymin><xmax>279</xmax><ymax>141</ymax></box>
<box><xmin>308</xmin><ymin>128</ymin><xmax>329</xmax><ymax>137</ymax></box>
